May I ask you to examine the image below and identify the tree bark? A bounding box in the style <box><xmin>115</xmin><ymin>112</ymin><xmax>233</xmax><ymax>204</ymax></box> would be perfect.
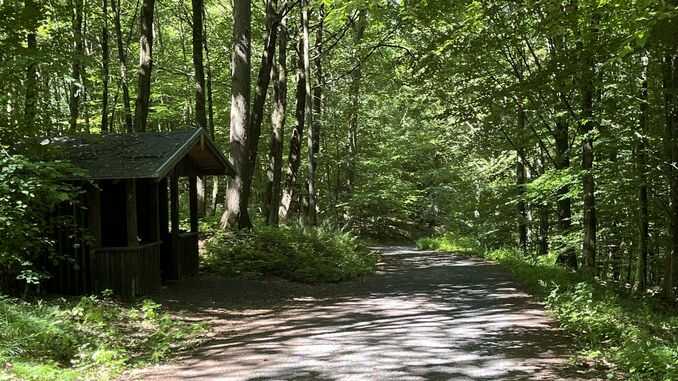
<box><xmin>346</xmin><ymin>9</ymin><xmax>367</xmax><ymax>194</ymax></box>
<box><xmin>580</xmin><ymin>15</ymin><xmax>598</xmax><ymax>276</ymax></box>
<box><xmin>306</xmin><ymin>3</ymin><xmax>323</xmax><ymax>226</ymax></box>
<box><xmin>664</xmin><ymin>51</ymin><xmax>678</xmax><ymax>298</ymax></box>
<box><xmin>134</xmin><ymin>0</ymin><xmax>156</xmax><ymax>132</ymax></box>
<box><xmin>279</xmin><ymin>30</ymin><xmax>307</xmax><ymax>222</ymax></box>
<box><xmin>101</xmin><ymin>0</ymin><xmax>110</xmax><ymax>133</ymax></box>
<box><xmin>69</xmin><ymin>0</ymin><xmax>84</xmax><ymax>133</ymax></box>
<box><xmin>221</xmin><ymin>0</ymin><xmax>251</xmax><ymax>229</ymax></box>
<box><xmin>637</xmin><ymin>50</ymin><xmax>650</xmax><ymax>291</ymax></box>
<box><xmin>264</xmin><ymin>10</ymin><xmax>288</xmax><ymax>226</ymax></box>
<box><xmin>191</xmin><ymin>0</ymin><xmax>207</xmax><ymax>130</ymax></box>
<box><xmin>516</xmin><ymin>104</ymin><xmax>528</xmax><ymax>253</ymax></box>
<box><xmin>24</xmin><ymin>0</ymin><xmax>38</xmax><ymax>136</ymax></box>
<box><xmin>111</xmin><ymin>0</ymin><xmax>133</xmax><ymax>133</ymax></box>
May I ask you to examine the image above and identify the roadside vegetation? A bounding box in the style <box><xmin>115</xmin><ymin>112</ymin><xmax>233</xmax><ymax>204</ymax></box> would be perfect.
<box><xmin>0</xmin><ymin>294</ymin><xmax>205</xmax><ymax>381</ymax></box>
<box><xmin>203</xmin><ymin>224</ymin><xmax>378</xmax><ymax>283</ymax></box>
<box><xmin>417</xmin><ymin>235</ymin><xmax>678</xmax><ymax>381</ymax></box>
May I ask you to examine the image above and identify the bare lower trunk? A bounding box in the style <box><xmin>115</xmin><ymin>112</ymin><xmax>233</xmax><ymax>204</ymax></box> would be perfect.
<box><xmin>264</xmin><ymin>12</ymin><xmax>288</xmax><ymax>226</ymax></box>
<box><xmin>346</xmin><ymin>10</ymin><xmax>366</xmax><ymax>195</ymax></box>
<box><xmin>191</xmin><ymin>0</ymin><xmax>207</xmax><ymax>130</ymax></box>
<box><xmin>306</xmin><ymin>3</ymin><xmax>323</xmax><ymax>226</ymax></box>
<box><xmin>112</xmin><ymin>0</ymin><xmax>133</xmax><ymax>132</ymax></box>
<box><xmin>221</xmin><ymin>0</ymin><xmax>251</xmax><ymax>229</ymax></box>
<box><xmin>69</xmin><ymin>0</ymin><xmax>84</xmax><ymax>133</ymax></box>
<box><xmin>24</xmin><ymin>0</ymin><xmax>37</xmax><ymax>136</ymax></box>
<box><xmin>637</xmin><ymin>51</ymin><xmax>650</xmax><ymax>291</ymax></box>
<box><xmin>134</xmin><ymin>0</ymin><xmax>156</xmax><ymax>132</ymax></box>
<box><xmin>279</xmin><ymin>34</ymin><xmax>307</xmax><ymax>222</ymax></box>
<box><xmin>101</xmin><ymin>0</ymin><xmax>110</xmax><ymax>133</ymax></box>
<box><xmin>516</xmin><ymin>104</ymin><xmax>528</xmax><ymax>253</ymax></box>
<box><xmin>240</xmin><ymin>0</ymin><xmax>279</xmax><ymax>228</ymax></box>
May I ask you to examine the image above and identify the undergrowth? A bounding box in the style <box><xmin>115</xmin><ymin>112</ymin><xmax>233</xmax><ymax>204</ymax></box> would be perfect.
<box><xmin>416</xmin><ymin>235</ymin><xmax>678</xmax><ymax>381</ymax></box>
<box><xmin>0</xmin><ymin>294</ymin><xmax>205</xmax><ymax>381</ymax></box>
<box><xmin>203</xmin><ymin>224</ymin><xmax>378</xmax><ymax>283</ymax></box>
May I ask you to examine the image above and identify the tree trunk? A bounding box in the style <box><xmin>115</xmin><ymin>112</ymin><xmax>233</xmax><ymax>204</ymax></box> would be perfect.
<box><xmin>306</xmin><ymin>3</ymin><xmax>323</xmax><ymax>226</ymax></box>
<box><xmin>111</xmin><ymin>0</ymin><xmax>133</xmax><ymax>133</ymax></box>
<box><xmin>24</xmin><ymin>0</ymin><xmax>38</xmax><ymax>136</ymax></box>
<box><xmin>134</xmin><ymin>0</ymin><xmax>156</xmax><ymax>132</ymax></box>
<box><xmin>637</xmin><ymin>50</ymin><xmax>650</xmax><ymax>291</ymax></box>
<box><xmin>101</xmin><ymin>0</ymin><xmax>110</xmax><ymax>133</ymax></box>
<box><xmin>538</xmin><ymin>149</ymin><xmax>550</xmax><ymax>256</ymax></box>
<box><xmin>237</xmin><ymin>0</ymin><xmax>279</xmax><ymax>228</ymax></box>
<box><xmin>191</xmin><ymin>0</ymin><xmax>207</xmax><ymax>130</ymax></box>
<box><xmin>516</xmin><ymin>104</ymin><xmax>528</xmax><ymax>253</ymax></box>
<box><xmin>204</xmin><ymin>5</ymin><xmax>214</xmax><ymax>138</ymax></box>
<box><xmin>69</xmin><ymin>0</ymin><xmax>84</xmax><ymax>133</ymax></box>
<box><xmin>221</xmin><ymin>0</ymin><xmax>251</xmax><ymax>229</ymax></box>
<box><xmin>346</xmin><ymin>9</ymin><xmax>367</xmax><ymax>194</ymax></box>
<box><xmin>581</xmin><ymin>16</ymin><xmax>598</xmax><ymax>276</ymax></box>
<box><xmin>264</xmin><ymin>10</ymin><xmax>288</xmax><ymax>226</ymax></box>
<box><xmin>664</xmin><ymin>51</ymin><xmax>678</xmax><ymax>298</ymax></box>
<box><xmin>279</xmin><ymin>31</ymin><xmax>307</xmax><ymax>222</ymax></box>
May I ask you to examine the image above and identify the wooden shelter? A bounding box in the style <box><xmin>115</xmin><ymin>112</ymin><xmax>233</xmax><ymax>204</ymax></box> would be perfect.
<box><xmin>44</xmin><ymin>128</ymin><xmax>234</xmax><ymax>298</ymax></box>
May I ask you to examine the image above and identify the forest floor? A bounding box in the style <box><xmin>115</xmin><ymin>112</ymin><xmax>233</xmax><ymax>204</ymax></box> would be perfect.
<box><xmin>122</xmin><ymin>246</ymin><xmax>603</xmax><ymax>381</ymax></box>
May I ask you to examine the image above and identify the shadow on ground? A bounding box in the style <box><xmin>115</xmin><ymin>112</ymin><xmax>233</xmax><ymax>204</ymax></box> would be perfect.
<box><xmin>124</xmin><ymin>246</ymin><xmax>601</xmax><ymax>381</ymax></box>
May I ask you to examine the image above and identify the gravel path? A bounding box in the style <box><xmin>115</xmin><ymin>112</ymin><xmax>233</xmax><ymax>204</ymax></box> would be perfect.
<box><xmin>124</xmin><ymin>246</ymin><xmax>600</xmax><ymax>381</ymax></box>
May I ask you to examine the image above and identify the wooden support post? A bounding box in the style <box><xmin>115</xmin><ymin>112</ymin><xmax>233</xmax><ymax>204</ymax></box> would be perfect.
<box><xmin>159</xmin><ymin>178</ymin><xmax>169</xmax><ymax>238</ymax></box>
<box><xmin>126</xmin><ymin>179</ymin><xmax>139</xmax><ymax>247</ymax></box>
<box><xmin>150</xmin><ymin>181</ymin><xmax>161</xmax><ymax>242</ymax></box>
<box><xmin>189</xmin><ymin>176</ymin><xmax>198</xmax><ymax>233</ymax></box>
<box><xmin>87</xmin><ymin>185</ymin><xmax>102</xmax><ymax>248</ymax></box>
<box><xmin>170</xmin><ymin>172</ymin><xmax>179</xmax><ymax>236</ymax></box>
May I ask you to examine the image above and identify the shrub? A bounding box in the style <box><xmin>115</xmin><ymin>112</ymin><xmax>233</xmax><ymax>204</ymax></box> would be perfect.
<box><xmin>203</xmin><ymin>224</ymin><xmax>378</xmax><ymax>283</ymax></box>
<box><xmin>0</xmin><ymin>148</ymin><xmax>82</xmax><ymax>289</ymax></box>
<box><xmin>0</xmin><ymin>294</ymin><xmax>205</xmax><ymax>380</ymax></box>
<box><xmin>416</xmin><ymin>233</ymin><xmax>480</xmax><ymax>252</ymax></box>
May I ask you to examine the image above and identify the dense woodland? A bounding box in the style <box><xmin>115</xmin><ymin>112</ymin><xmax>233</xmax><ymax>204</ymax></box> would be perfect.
<box><xmin>4</xmin><ymin>0</ymin><xmax>678</xmax><ymax>296</ymax></box>
<box><xmin>3</xmin><ymin>0</ymin><xmax>678</xmax><ymax>378</ymax></box>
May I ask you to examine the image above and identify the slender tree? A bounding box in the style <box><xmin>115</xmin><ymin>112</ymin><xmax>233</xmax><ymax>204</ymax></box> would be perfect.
<box><xmin>69</xmin><ymin>0</ymin><xmax>84</xmax><ymax>133</ymax></box>
<box><xmin>134</xmin><ymin>0</ymin><xmax>156</xmax><ymax>132</ymax></box>
<box><xmin>306</xmin><ymin>3</ymin><xmax>323</xmax><ymax>225</ymax></box>
<box><xmin>264</xmin><ymin>9</ymin><xmax>288</xmax><ymax>226</ymax></box>
<box><xmin>111</xmin><ymin>0</ymin><xmax>133</xmax><ymax>132</ymax></box>
<box><xmin>346</xmin><ymin>9</ymin><xmax>367</xmax><ymax>194</ymax></box>
<box><xmin>637</xmin><ymin>50</ymin><xmax>650</xmax><ymax>291</ymax></box>
<box><xmin>24</xmin><ymin>0</ymin><xmax>38</xmax><ymax>136</ymax></box>
<box><xmin>100</xmin><ymin>0</ymin><xmax>110</xmax><ymax>133</ymax></box>
<box><xmin>279</xmin><ymin>28</ymin><xmax>307</xmax><ymax>222</ymax></box>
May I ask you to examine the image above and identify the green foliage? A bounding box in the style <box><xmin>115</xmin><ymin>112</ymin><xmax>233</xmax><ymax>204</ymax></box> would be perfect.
<box><xmin>203</xmin><ymin>224</ymin><xmax>378</xmax><ymax>283</ymax></box>
<box><xmin>0</xmin><ymin>149</ymin><xmax>82</xmax><ymax>288</ymax></box>
<box><xmin>421</xmin><ymin>235</ymin><xmax>678</xmax><ymax>381</ymax></box>
<box><xmin>0</xmin><ymin>293</ymin><xmax>205</xmax><ymax>381</ymax></box>
<box><xmin>416</xmin><ymin>233</ymin><xmax>481</xmax><ymax>253</ymax></box>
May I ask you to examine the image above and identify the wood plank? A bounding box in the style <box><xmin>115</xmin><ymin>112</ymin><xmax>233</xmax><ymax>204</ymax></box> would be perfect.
<box><xmin>189</xmin><ymin>176</ymin><xmax>198</xmax><ymax>233</ymax></box>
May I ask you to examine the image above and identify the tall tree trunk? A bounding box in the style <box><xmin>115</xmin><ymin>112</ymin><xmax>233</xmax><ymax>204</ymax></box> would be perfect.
<box><xmin>221</xmin><ymin>0</ymin><xmax>251</xmax><ymax>229</ymax></box>
<box><xmin>69</xmin><ymin>0</ymin><xmax>84</xmax><ymax>133</ymax></box>
<box><xmin>264</xmin><ymin>10</ymin><xmax>288</xmax><ymax>226</ymax></box>
<box><xmin>101</xmin><ymin>0</ymin><xmax>110</xmax><ymax>133</ymax></box>
<box><xmin>111</xmin><ymin>0</ymin><xmax>133</xmax><ymax>133</ymax></box>
<box><xmin>238</xmin><ymin>0</ymin><xmax>279</xmax><ymax>228</ymax></box>
<box><xmin>636</xmin><ymin>50</ymin><xmax>650</xmax><ymax>291</ymax></box>
<box><xmin>581</xmin><ymin>15</ymin><xmax>598</xmax><ymax>276</ymax></box>
<box><xmin>191</xmin><ymin>0</ymin><xmax>207</xmax><ymax>130</ymax></box>
<box><xmin>516</xmin><ymin>104</ymin><xmax>528</xmax><ymax>253</ymax></box>
<box><xmin>306</xmin><ymin>3</ymin><xmax>323</xmax><ymax>226</ymax></box>
<box><xmin>538</xmin><ymin>148</ymin><xmax>550</xmax><ymax>256</ymax></box>
<box><xmin>191</xmin><ymin>0</ymin><xmax>207</xmax><ymax>216</ymax></box>
<box><xmin>134</xmin><ymin>0</ymin><xmax>156</xmax><ymax>132</ymax></box>
<box><xmin>24</xmin><ymin>0</ymin><xmax>38</xmax><ymax>136</ymax></box>
<box><xmin>664</xmin><ymin>51</ymin><xmax>678</xmax><ymax>298</ymax></box>
<box><xmin>204</xmin><ymin>5</ymin><xmax>214</xmax><ymax>138</ymax></box>
<box><xmin>346</xmin><ymin>9</ymin><xmax>367</xmax><ymax>195</ymax></box>
<box><xmin>279</xmin><ymin>32</ymin><xmax>307</xmax><ymax>222</ymax></box>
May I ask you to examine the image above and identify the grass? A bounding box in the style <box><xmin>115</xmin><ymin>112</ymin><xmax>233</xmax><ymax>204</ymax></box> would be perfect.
<box><xmin>416</xmin><ymin>235</ymin><xmax>678</xmax><ymax>381</ymax></box>
<box><xmin>0</xmin><ymin>293</ymin><xmax>206</xmax><ymax>381</ymax></box>
<box><xmin>203</xmin><ymin>224</ymin><xmax>378</xmax><ymax>283</ymax></box>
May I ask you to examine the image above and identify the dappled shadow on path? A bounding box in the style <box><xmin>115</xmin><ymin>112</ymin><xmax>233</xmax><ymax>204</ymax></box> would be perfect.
<box><xmin>125</xmin><ymin>246</ymin><xmax>601</xmax><ymax>381</ymax></box>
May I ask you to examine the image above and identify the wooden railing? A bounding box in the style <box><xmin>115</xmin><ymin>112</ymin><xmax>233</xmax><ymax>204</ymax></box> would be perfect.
<box><xmin>90</xmin><ymin>241</ymin><xmax>162</xmax><ymax>298</ymax></box>
<box><xmin>170</xmin><ymin>232</ymin><xmax>199</xmax><ymax>280</ymax></box>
